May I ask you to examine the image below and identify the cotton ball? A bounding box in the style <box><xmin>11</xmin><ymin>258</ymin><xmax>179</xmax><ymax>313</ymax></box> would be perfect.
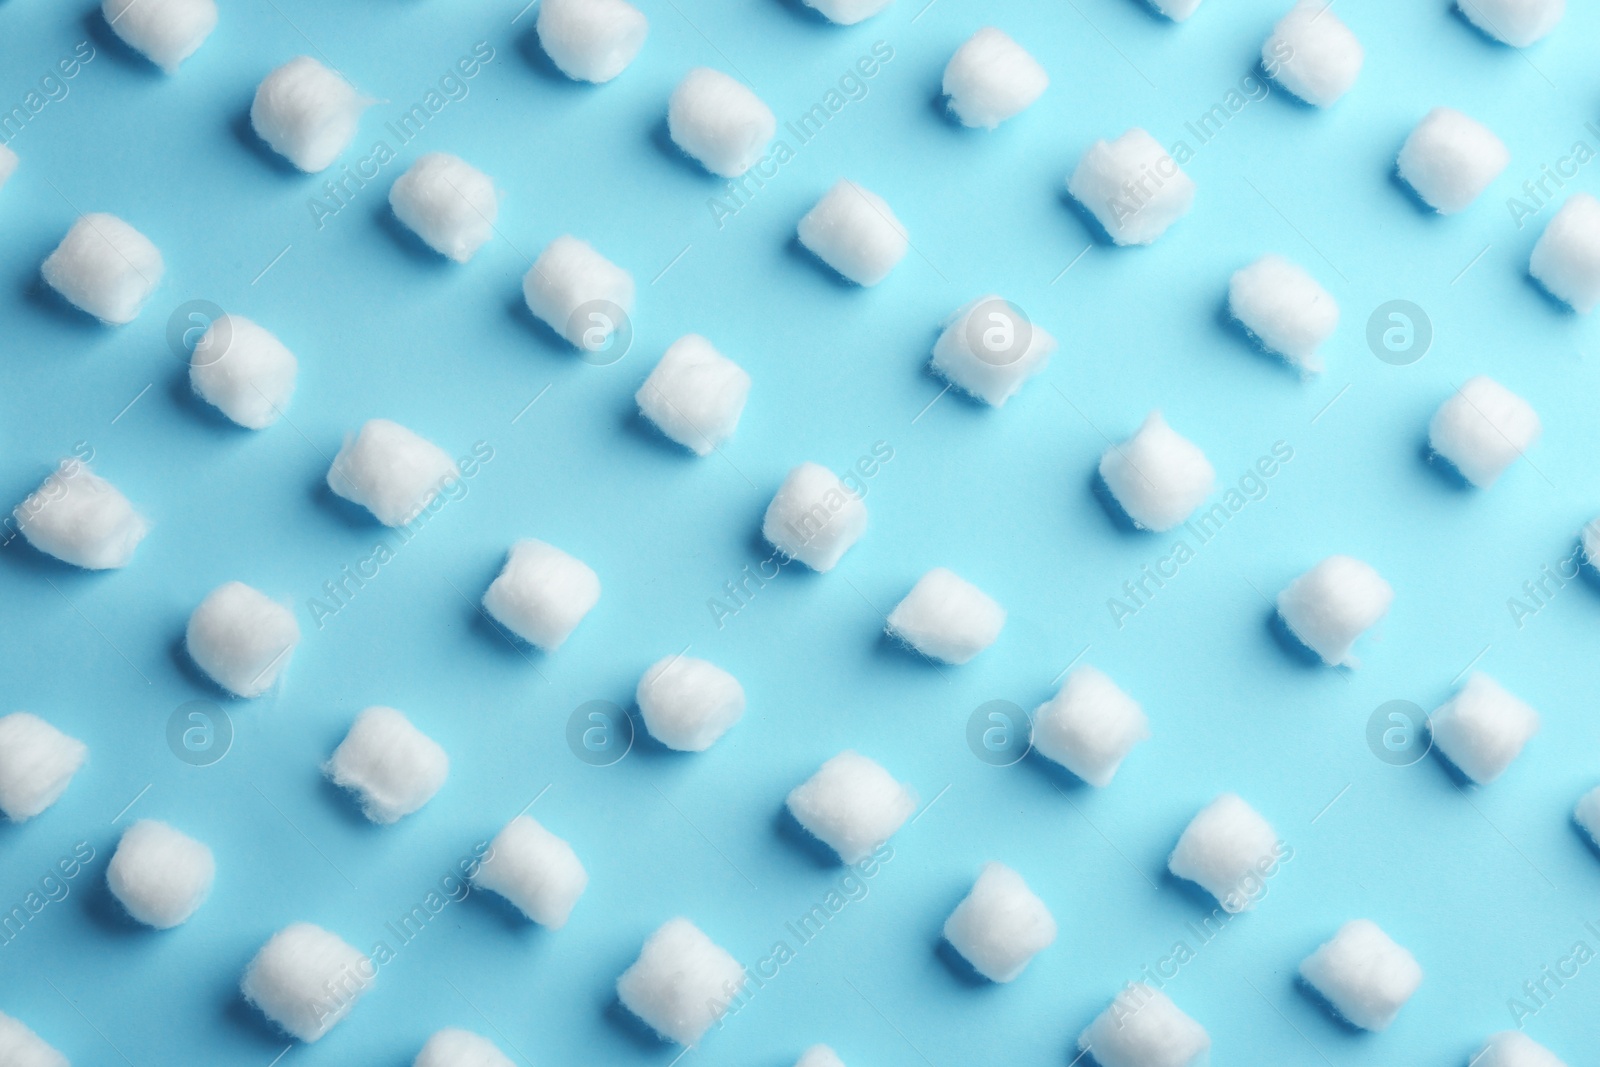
<box><xmin>1276</xmin><ymin>555</ymin><xmax>1392</xmax><ymax>666</ymax></box>
<box><xmin>0</xmin><ymin>144</ymin><xmax>16</xmax><ymax>190</ymax></box>
<box><xmin>0</xmin><ymin>712</ymin><xmax>87</xmax><ymax>822</ymax></box>
<box><xmin>522</xmin><ymin>235</ymin><xmax>635</xmax><ymax>351</ymax></box>
<box><xmin>1429</xmin><ymin>673</ymin><xmax>1539</xmax><ymax>784</ymax></box>
<box><xmin>636</xmin><ymin>334</ymin><xmax>751</xmax><ymax>455</ymax></box>
<box><xmin>1474</xmin><ymin>1030</ymin><xmax>1569</xmax><ymax>1067</ymax></box>
<box><xmin>929</xmin><ymin>296</ymin><xmax>1056</xmax><ymax>406</ymax></box>
<box><xmin>636</xmin><ymin>655</ymin><xmax>745</xmax><ymax>752</ymax></box>
<box><xmin>795</xmin><ymin>1047</ymin><xmax>845</xmax><ymax>1067</ymax></box>
<box><xmin>942</xmin><ymin>862</ymin><xmax>1056</xmax><ymax>982</ymax></box>
<box><xmin>1576</xmin><ymin>785</ymin><xmax>1600</xmax><ymax>849</ymax></box>
<box><xmin>787</xmin><ymin>750</ymin><xmax>916</xmax><ymax>863</ymax></box>
<box><xmin>414</xmin><ymin>1028</ymin><xmax>515</xmax><ymax>1067</ymax></box>
<box><xmin>250</xmin><ymin>56</ymin><xmax>368</xmax><ymax>173</ymax></box>
<box><xmin>1397</xmin><ymin>108</ymin><xmax>1509</xmax><ymax>214</ymax></box>
<box><xmin>616</xmin><ymin>917</ymin><xmax>745</xmax><ymax>1045</ymax></box>
<box><xmin>1031</xmin><ymin>666</ymin><xmax>1149</xmax><ymax>787</ymax></box>
<box><xmin>885</xmin><ymin>568</ymin><xmax>1005</xmax><ymax>665</ymax></box>
<box><xmin>801</xmin><ymin>0</ymin><xmax>893</xmax><ymax>24</ymax></box>
<box><xmin>668</xmin><ymin>68</ymin><xmax>775</xmax><ymax>178</ymax></box>
<box><xmin>1298</xmin><ymin>919</ymin><xmax>1421</xmax><ymax>1031</ymax></box>
<box><xmin>41</xmin><ymin>213</ymin><xmax>164</xmax><ymax>324</ymax></box>
<box><xmin>762</xmin><ymin>463</ymin><xmax>867</xmax><ymax>572</ymax></box>
<box><xmin>14</xmin><ymin>459</ymin><xmax>149</xmax><ymax>569</ymax></box>
<box><xmin>1458</xmin><ymin>0</ymin><xmax>1564</xmax><ymax>47</ymax></box>
<box><xmin>1168</xmin><ymin>793</ymin><xmax>1281</xmax><ymax>913</ymax></box>
<box><xmin>0</xmin><ymin>1012</ymin><xmax>68</xmax><ymax>1067</ymax></box>
<box><xmin>797</xmin><ymin>179</ymin><xmax>908</xmax><ymax>286</ymax></box>
<box><xmin>324</xmin><ymin>707</ymin><xmax>449</xmax><ymax>823</ymax></box>
<box><xmin>482</xmin><ymin>539</ymin><xmax>600</xmax><ymax>651</ymax></box>
<box><xmin>472</xmin><ymin>814</ymin><xmax>588</xmax><ymax>928</ymax></box>
<box><xmin>106</xmin><ymin>819</ymin><xmax>215</xmax><ymax>928</ymax></box>
<box><xmin>1228</xmin><ymin>255</ymin><xmax>1338</xmax><ymax>372</ymax></box>
<box><xmin>327</xmin><ymin>418</ymin><xmax>459</xmax><ymax>527</ymax></box>
<box><xmin>185</xmin><ymin>581</ymin><xmax>301</xmax><ymax>698</ymax></box>
<box><xmin>102</xmin><ymin>0</ymin><xmax>217</xmax><ymax>73</ymax></box>
<box><xmin>1530</xmin><ymin>193</ymin><xmax>1600</xmax><ymax>312</ymax></box>
<box><xmin>1428</xmin><ymin>376</ymin><xmax>1541</xmax><ymax>487</ymax></box>
<box><xmin>1066</xmin><ymin>129</ymin><xmax>1195</xmax><ymax>246</ymax></box>
<box><xmin>190</xmin><ymin>314</ymin><xmax>298</xmax><ymax>429</ymax></box>
<box><xmin>942</xmin><ymin>28</ymin><xmax>1048</xmax><ymax>129</ymax></box>
<box><xmin>1078</xmin><ymin>983</ymin><xmax>1210</xmax><ymax>1067</ymax></box>
<box><xmin>242</xmin><ymin>922</ymin><xmax>373</xmax><ymax>1042</ymax></box>
<box><xmin>1147</xmin><ymin>0</ymin><xmax>1203</xmax><ymax>19</ymax></box>
<box><xmin>389</xmin><ymin>153</ymin><xmax>498</xmax><ymax>263</ymax></box>
<box><xmin>1099</xmin><ymin>412</ymin><xmax>1215</xmax><ymax>532</ymax></box>
<box><xmin>536</xmin><ymin>0</ymin><xmax>648</xmax><ymax>83</ymax></box>
<box><xmin>1263</xmin><ymin>0</ymin><xmax>1364</xmax><ymax>107</ymax></box>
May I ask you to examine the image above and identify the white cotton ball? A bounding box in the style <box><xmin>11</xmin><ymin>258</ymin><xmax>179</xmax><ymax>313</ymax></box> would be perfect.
<box><xmin>14</xmin><ymin>459</ymin><xmax>148</xmax><ymax>570</ymax></box>
<box><xmin>185</xmin><ymin>581</ymin><xmax>301</xmax><ymax>698</ymax></box>
<box><xmin>107</xmin><ymin>819</ymin><xmax>215</xmax><ymax>928</ymax></box>
<box><xmin>787</xmin><ymin>750</ymin><xmax>916</xmax><ymax>863</ymax></box>
<box><xmin>668</xmin><ymin>68</ymin><xmax>775</xmax><ymax>178</ymax></box>
<box><xmin>1397</xmin><ymin>108</ymin><xmax>1509</xmax><ymax>214</ymax></box>
<box><xmin>472</xmin><ymin>814</ymin><xmax>588</xmax><ymax>928</ymax></box>
<box><xmin>1263</xmin><ymin>0</ymin><xmax>1364</xmax><ymax>107</ymax></box>
<box><xmin>0</xmin><ymin>1011</ymin><xmax>68</xmax><ymax>1067</ymax></box>
<box><xmin>415</xmin><ymin>1028</ymin><xmax>515</xmax><ymax>1067</ymax></box>
<box><xmin>942</xmin><ymin>28</ymin><xmax>1048</xmax><ymax>130</ymax></box>
<box><xmin>1031</xmin><ymin>666</ymin><xmax>1149</xmax><ymax>788</ymax></box>
<box><xmin>636</xmin><ymin>655</ymin><xmax>745</xmax><ymax>752</ymax></box>
<box><xmin>522</xmin><ymin>235</ymin><xmax>635</xmax><ymax>351</ymax></box>
<box><xmin>1298</xmin><ymin>919</ymin><xmax>1422</xmax><ymax>1031</ymax></box>
<box><xmin>1276</xmin><ymin>555</ymin><xmax>1392</xmax><ymax>667</ymax></box>
<box><xmin>1430</xmin><ymin>673</ymin><xmax>1539</xmax><ymax>785</ymax></box>
<box><xmin>801</xmin><ymin>0</ymin><xmax>892</xmax><ymax>24</ymax></box>
<box><xmin>0</xmin><ymin>712</ymin><xmax>87</xmax><ymax>822</ymax></box>
<box><xmin>1078</xmin><ymin>983</ymin><xmax>1209</xmax><ymax>1067</ymax></box>
<box><xmin>1228</xmin><ymin>254</ymin><xmax>1338</xmax><ymax>372</ymax></box>
<box><xmin>324</xmin><ymin>707</ymin><xmax>449</xmax><ymax>823</ymax></box>
<box><xmin>0</xmin><ymin>144</ymin><xmax>17</xmax><ymax>190</ymax></box>
<box><xmin>636</xmin><ymin>334</ymin><xmax>750</xmax><ymax>455</ymax></box>
<box><xmin>190</xmin><ymin>314</ymin><xmax>298</xmax><ymax>429</ymax></box>
<box><xmin>1428</xmin><ymin>376</ymin><xmax>1541</xmax><ymax>488</ymax></box>
<box><xmin>389</xmin><ymin>153</ymin><xmax>497</xmax><ymax>263</ymax></box>
<box><xmin>1576</xmin><ymin>785</ymin><xmax>1600</xmax><ymax>848</ymax></box>
<box><xmin>616</xmin><ymin>917</ymin><xmax>745</xmax><ymax>1045</ymax></box>
<box><xmin>1530</xmin><ymin>193</ymin><xmax>1600</xmax><ymax>313</ymax></box>
<box><xmin>250</xmin><ymin>57</ymin><xmax>368</xmax><ymax>173</ymax></box>
<box><xmin>1099</xmin><ymin>412</ymin><xmax>1215</xmax><ymax>532</ymax></box>
<box><xmin>102</xmin><ymin>0</ymin><xmax>217</xmax><ymax>73</ymax></box>
<box><xmin>1168</xmin><ymin>793</ymin><xmax>1280</xmax><ymax>913</ymax></box>
<box><xmin>482</xmin><ymin>539</ymin><xmax>600</xmax><ymax>651</ymax></box>
<box><xmin>242</xmin><ymin>922</ymin><xmax>372</xmax><ymax>1042</ymax></box>
<box><xmin>41</xmin><ymin>213</ymin><xmax>163</xmax><ymax>324</ymax></box>
<box><xmin>1474</xmin><ymin>1030</ymin><xmax>1569</xmax><ymax>1067</ymax></box>
<box><xmin>885</xmin><ymin>567</ymin><xmax>1005</xmax><ymax>665</ymax></box>
<box><xmin>795</xmin><ymin>1046</ymin><xmax>845</xmax><ymax>1067</ymax></box>
<box><xmin>1458</xmin><ymin>0</ymin><xmax>1564</xmax><ymax>47</ymax></box>
<box><xmin>797</xmin><ymin>179</ymin><xmax>908</xmax><ymax>287</ymax></box>
<box><xmin>762</xmin><ymin>463</ymin><xmax>867</xmax><ymax>573</ymax></box>
<box><xmin>929</xmin><ymin>296</ymin><xmax>1056</xmax><ymax>406</ymax></box>
<box><xmin>536</xmin><ymin>0</ymin><xmax>648</xmax><ymax>83</ymax></box>
<box><xmin>1066</xmin><ymin>128</ymin><xmax>1195</xmax><ymax>246</ymax></box>
<box><xmin>1147</xmin><ymin>0</ymin><xmax>1203</xmax><ymax>20</ymax></box>
<box><xmin>327</xmin><ymin>419</ymin><xmax>459</xmax><ymax>527</ymax></box>
<box><xmin>942</xmin><ymin>862</ymin><xmax>1056</xmax><ymax>982</ymax></box>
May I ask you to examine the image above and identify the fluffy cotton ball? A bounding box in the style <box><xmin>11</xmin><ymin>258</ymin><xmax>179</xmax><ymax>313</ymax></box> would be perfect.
<box><xmin>1474</xmin><ymin>1030</ymin><xmax>1569</xmax><ymax>1067</ymax></box>
<box><xmin>0</xmin><ymin>144</ymin><xmax>17</xmax><ymax>190</ymax></box>
<box><xmin>801</xmin><ymin>0</ymin><xmax>893</xmax><ymax>24</ymax></box>
<box><xmin>1263</xmin><ymin>0</ymin><xmax>1364</xmax><ymax>107</ymax></box>
<box><xmin>1168</xmin><ymin>793</ymin><xmax>1281</xmax><ymax>913</ymax></box>
<box><xmin>1031</xmin><ymin>666</ymin><xmax>1149</xmax><ymax>787</ymax></box>
<box><xmin>668</xmin><ymin>68</ymin><xmax>775</xmax><ymax>178</ymax></box>
<box><xmin>1530</xmin><ymin>193</ymin><xmax>1600</xmax><ymax>312</ymax></box>
<box><xmin>795</xmin><ymin>1047</ymin><xmax>845</xmax><ymax>1067</ymax></box>
<box><xmin>522</xmin><ymin>235</ymin><xmax>635</xmax><ymax>351</ymax></box>
<box><xmin>482</xmin><ymin>539</ymin><xmax>600</xmax><ymax>651</ymax></box>
<box><xmin>41</xmin><ymin>213</ymin><xmax>164</xmax><ymax>324</ymax></box>
<box><xmin>1397</xmin><ymin>108</ymin><xmax>1509</xmax><ymax>214</ymax></box>
<box><xmin>242</xmin><ymin>922</ymin><xmax>372</xmax><ymax>1042</ymax></box>
<box><xmin>102</xmin><ymin>0</ymin><xmax>217</xmax><ymax>73</ymax></box>
<box><xmin>1459</xmin><ymin>0</ymin><xmax>1564</xmax><ymax>47</ymax></box>
<box><xmin>1276</xmin><ymin>555</ymin><xmax>1392</xmax><ymax>667</ymax></box>
<box><xmin>536</xmin><ymin>0</ymin><xmax>648</xmax><ymax>83</ymax></box>
<box><xmin>107</xmin><ymin>819</ymin><xmax>215</xmax><ymax>928</ymax></box>
<box><xmin>0</xmin><ymin>712</ymin><xmax>87</xmax><ymax>822</ymax></box>
<box><xmin>943</xmin><ymin>862</ymin><xmax>1057</xmax><ymax>982</ymax></box>
<box><xmin>327</xmin><ymin>419</ymin><xmax>459</xmax><ymax>527</ymax></box>
<box><xmin>787</xmin><ymin>750</ymin><xmax>916</xmax><ymax>863</ymax></box>
<box><xmin>14</xmin><ymin>459</ymin><xmax>148</xmax><ymax>569</ymax></box>
<box><xmin>616</xmin><ymin>917</ymin><xmax>745</xmax><ymax>1045</ymax></box>
<box><xmin>250</xmin><ymin>57</ymin><xmax>368</xmax><ymax>173</ymax></box>
<box><xmin>1078</xmin><ymin>983</ymin><xmax>1210</xmax><ymax>1067</ymax></box>
<box><xmin>1428</xmin><ymin>376</ymin><xmax>1541</xmax><ymax>487</ymax></box>
<box><xmin>389</xmin><ymin>153</ymin><xmax>498</xmax><ymax>263</ymax></box>
<box><xmin>636</xmin><ymin>655</ymin><xmax>745</xmax><ymax>752</ymax></box>
<box><xmin>942</xmin><ymin>28</ymin><xmax>1048</xmax><ymax>129</ymax></box>
<box><xmin>763</xmin><ymin>463</ymin><xmax>867</xmax><ymax>573</ymax></box>
<box><xmin>1576</xmin><ymin>785</ymin><xmax>1600</xmax><ymax>848</ymax></box>
<box><xmin>1299</xmin><ymin>919</ymin><xmax>1422</xmax><ymax>1031</ymax></box>
<box><xmin>186</xmin><ymin>581</ymin><xmax>301</xmax><ymax>698</ymax></box>
<box><xmin>414</xmin><ymin>1028</ymin><xmax>515</xmax><ymax>1067</ymax></box>
<box><xmin>636</xmin><ymin>334</ymin><xmax>750</xmax><ymax>455</ymax></box>
<box><xmin>1228</xmin><ymin>254</ymin><xmax>1338</xmax><ymax>372</ymax></box>
<box><xmin>797</xmin><ymin>179</ymin><xmax>908</xmax><ymax>286</ymax></box>
<box><xmin>190</xmin><ymin>314</ymin><xmax>298</xmax><ymax>429</ymax></box>
<box><xmin>1430</xmin><ymin>673</ymin><xmax>1539</xmax><ymax>784</ymax></box>
<box><xmin>324</xmin><ymin>707</ymin><xmax>449</xmax><ymax>823</ymax></box>
<box><xmin>1100</xmin><ymin>412</ymin><xmax>1215</xmax><ymax>532</ymax></box>
<box><xmin>472</xmin><ymin>814</ymin><xmax>588</xmax><ymax>928</ymax></box>
<box><xmin>1067</xmin><ymin>128</ymin><xmax>1195</xmax><ymax>246</ymax></box>
<box><xmin>929</xmin><ymin>296</ymin><xmax>1056</xmax><ymax>406</ymax></box>
<box><xmin>885</xmin><ymin>568</ymin><xmax>1005</xmax><ymax>665</ymax></box>
<box><xmin>0</xmin><ymin>1012</ymin><xmax>67</xmax><ymax>1067</ymax></box>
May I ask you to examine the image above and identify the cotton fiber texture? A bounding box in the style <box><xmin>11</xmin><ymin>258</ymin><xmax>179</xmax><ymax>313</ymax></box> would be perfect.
<box><xmin>1576</xmin><ymin>785</ymin><xmax>1600</xmax><ymax>849</ymax></box>
<box><xmin>107</xmin><ymin>819</ymin><xmax>215</xmax><ymax>928</ymax></box>
<box><xmin>1264</xmin><ymin>1</ymin><xmax>1364</xmax><ymax>107</ymax></box>
<box><xmin>942</xmin><ymin>28</ymin><xmax>1048</xmax><ymax>129</ymax></box>
<box><xmin>1430</xmin><ymin>673</ymin><xmax>1539</xmax><ymax>784</ymax></box>
<box><xmin>414</xmin><ymin>1028</ymin><xmax>515</xmax><ymax>1067</ymax></box>
<box><xmin>327</xmin><ymin>418</ymin><xmax>458</xmax><ymax>527</ymax></box>
<box><xmin>472</xmin><ymin>814</ymin><xmax>587</xmax><ymax>928</ymax></box>
<box><xmin>801</xmin><ymin>0</ymin><xmax>893</xmax><ymax>24</ymax></box>
<box><xmin>929</xmin><ymin>296</ymin><xmax>1056</xmax><ymax>406</ymax></box>
<box><xmin>1228</xmin><ymin>255</ymin><xmax>1338</xmax><ymax>372</ymax></box>
<box><xmin>482</xmin><ymin>539</ymin><xmax>600</xmax><ymax>650</ymax></box>
<box><xmin>390</xmin><ymin>153</ymin><xmax>498</xmax><ymax>262</ymax></box>
<box><xmin>1428</xmin><ymin>376</ymin><xmax>1541</xmax><ymax>487</ymax></box>
<box><xmin>0</xmin><ymin>144</ymin><xmax>16</xmax><ymax>190</ymax></box>
<box><xmin>762</xmin><ymin>462</ymin><xmax>867</xmax><ymax>572</ymax></box>
<box><xmin>324</xmin><ymin>706</ymin><xmax>449</xmax><ymax>823</ymax></box>
<box><xmin>0</xmin><ymin>712</ymin><xmax>87</xmax><ymax>822</ymax></box>
<box><xmin>797</xmin><ymin>179</ymin><xmax>908</xmax><ymax>286</ymax></box>
<box><xmin>1148</xmin><ymin>0</ymin><xmax>1203</xmax><ymax>19</ymax></box>
<box><xmin>250</xmin><ymin>57</ymin><xmax>367</xmax><ymax>172</ymax></box>
<box><xmin>616</xmin><ymin>917</ymin><xmax>744</xmax><ymax>1045</ymax></box>
<box><xmin>1031</xmin><ymin>666</ymin><xmax>1149</xmax><ymax>787</ymax></box>
<box><xmin>0</xmin><ymin>1012</ymin><xmax>67</xmax><ymax>1067</ymax></box>
<box><xmin>1298</xmin><ymin>919</ymin><xmax>1422</xmax><ymax>1031</ymax></box>
<box><xmin>668</xmin><ymin>68</ymin><xmax>775</xmax><ymax>177</ymax></box>
<box><xmin>787</xmin><ymin>750</ymin><xmax>915</xmax><ymax>863</ymax></box>
<box><xmin>1067</xmin><ymin>128</ymin><xmax>1194</xmax><ymax>246</ymax></box>
<box><xmin>536</xmin><ymin>0</ymin><xmax>647</xmax><ymax>83</ymax></box>
<box><xmin>1474</xmin><ymin>1031</ymin><xmax>1568</xmax><ymax>1067</ymax></box>
<box><xmin>636</xmin><ymin>334</ymin><xmax>750</xmax><ymax>455</ymax></box>
<box><xmin>943</xmin><ymin>862</ymin><xmax>1056</xmax><ymax>982</ymax></box>
<box><xmin>190</xmin><ymin>314</ymin><xmax>298</xmax><ymax>429</ymax></box>
<box><xmin>1078</xmin><ymin>983</ymin><xmax>1210</xmax><ymax>1067</ymax></box>
<box><xmin>1397</xmin><ymin>108</ymin><xmax>1509</xmax><ymax>214</ymax></box>
<box><xmin>795</xmin><ymin>1047</ymin><xmax>845</xmax><ymax>1067</ymax></box>
<box><xmin>636</xmin><ymin>654</ymin><xmax>746</xmax><ymax>751</ymax></box>
<box><xmin>103</xmin><ymin>0</ymin><xmax>217</xmax><ymax>72</ymax></box>
<box><xmin>242</xmin><ymin>922</ymin><xmax>372</xmax><ymax>1042</ymax></box>
<box><xmin>186</xmin><ymin>581</ymin><xmax>301</xmax><ymax>697</ymax></box>
<box><xmin>1168</xmin><ymin>793</ymin><xmax>1280</xmax><ymax>912</ymax></box>
<box><xmin>42</xmin><ymin>213</ymin><xmax>163</xmax><ymax>324</ymax></box>
<box><xmin>1099</xmin><ymin>412</ymin><xmax>1215</xmax><ymax>531</ymax></box>
<box><xmin>522</xmin><ymin>235</ymin><xmax>635</xmax><ymax>350</ymax></box>
<box><xmin>14</xmin><ymin>460</ymin><xmax>148</xmax><ymax>569</ymax></box>
<box><xmin>885</xmin><ymin>568</ymin><xmax>1005</xmax><ymax>665</ymax></box>
<box><xmin>1530</xmin><ymin>193</ymin><xmax>1600</xmax><ymax>312</ymax></box>
<box><xmin>1276</xmin><ymin>555</ymin><xmax>1392</xmax><ymax>666</ymax></box>
<box><xmin>1459</xmin><ymin>0</ymin><xmax>1564</xmax><ymax>47</ymax></box>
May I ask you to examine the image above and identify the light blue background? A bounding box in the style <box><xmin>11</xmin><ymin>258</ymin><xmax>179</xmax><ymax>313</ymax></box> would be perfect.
<box><xmin>1</xmin><ymin>0</ymin><xmax>1599</xmax><ymax>1063</ymax></box>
